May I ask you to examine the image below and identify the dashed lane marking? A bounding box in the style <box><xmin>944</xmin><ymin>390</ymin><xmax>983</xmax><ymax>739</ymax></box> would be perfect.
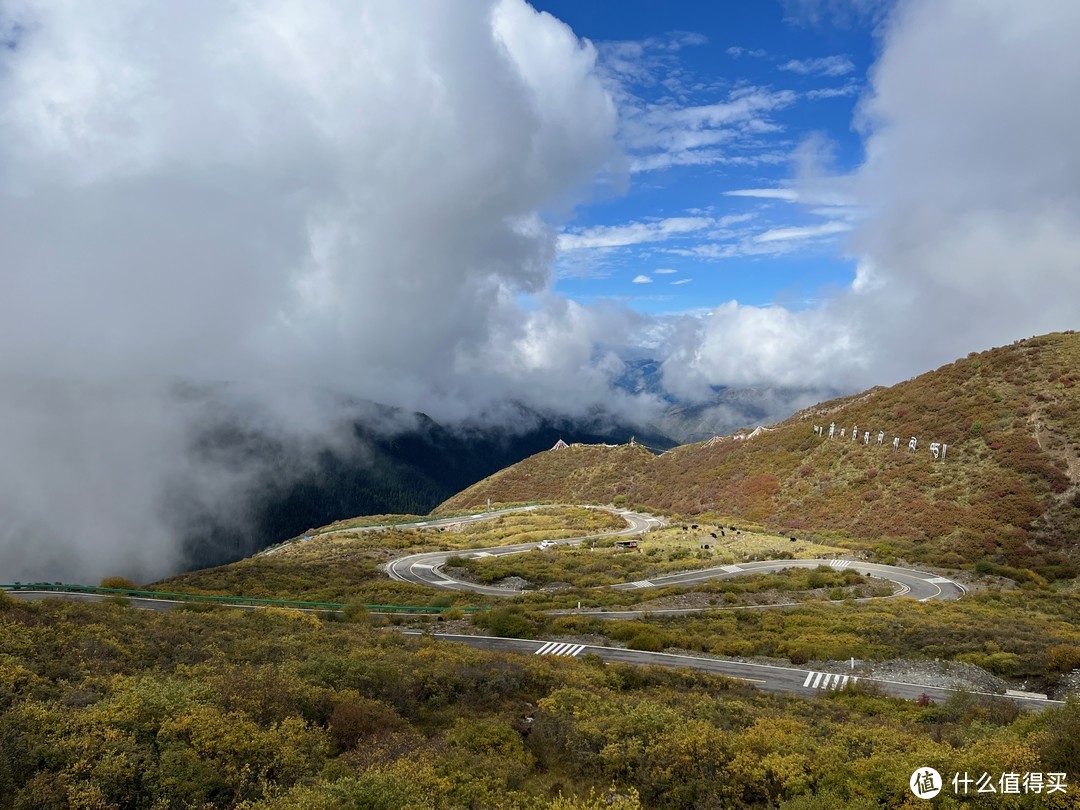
<box><xmin>534</xmin><ymin>641</ymin><xmax>586</xmax><ymax>657</ymax></box>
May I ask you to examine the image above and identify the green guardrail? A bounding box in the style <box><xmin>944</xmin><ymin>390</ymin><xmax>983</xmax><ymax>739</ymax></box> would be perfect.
<box><xmin>0</xmin><ymin>583</ymin><xmax>486</xmax><ymax>614</ymax></box>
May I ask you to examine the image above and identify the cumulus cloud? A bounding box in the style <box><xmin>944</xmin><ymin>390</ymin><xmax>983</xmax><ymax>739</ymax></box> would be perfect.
<box><xmin>662</xmin><ymin>0</ymin><xmax>1080</xmax><ymax>395</ymax></box>
<box><xmin>0</xmin><ymin>0</ymin><xmax>627</xmax><ymax>581</ymax></box>
<box><xmin>632</xmin><ymin>275</ymin><xmax>652</xmax><ymax>284</ymax></box>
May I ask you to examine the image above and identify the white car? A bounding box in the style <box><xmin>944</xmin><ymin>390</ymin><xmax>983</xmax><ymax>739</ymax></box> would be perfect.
<box><xmin>538</xmin><ymin>540</ymin><xmax>557</xmax><ymax>550</ymax></box>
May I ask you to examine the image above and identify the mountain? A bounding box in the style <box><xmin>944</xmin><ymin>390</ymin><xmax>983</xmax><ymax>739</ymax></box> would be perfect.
<box><xmin>173</xmin><ymin>402</ymin><xmax>676</xmax><ymax>571</ymax></box>
<box><xmin>614</xmin><ymin>355</ymin><xmax>841</xmax><ymax>443</ymax></box>
<box><xmin>439</xmin><ymin>332</ymin><xmax>1080</xmax><ymax>582</ymax></box>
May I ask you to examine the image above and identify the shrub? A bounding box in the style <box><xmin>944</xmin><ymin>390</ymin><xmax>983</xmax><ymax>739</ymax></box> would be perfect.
<box><xmin>100</xmin><ymin>576</ymin><xmax>138</xmax><ymax>590</ymax></box>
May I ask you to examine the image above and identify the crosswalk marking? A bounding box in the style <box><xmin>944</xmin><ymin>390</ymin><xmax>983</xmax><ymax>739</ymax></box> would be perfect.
<box><xmin>721</xmin><ymin>564</ymin><xmax>742</xmax><ymax>573</ymax></box>
<box><xmin>803</xmin><ymin>670</ymin><xmax>858</xmax><ymax>690</ymax></box>
<box><xmin>830</xmin><ymin>560</ymin><xmax>852</xmax><ymax>569</ymax></box>
<box><xmin>534</xmin><ymin>641</ymin><xmax>586</xmax><ymax>657</ymax></box>
<box><xmin>630</xmin><ymin>580</ymin><xmax>653</xmax><ymax>588</ymax></box>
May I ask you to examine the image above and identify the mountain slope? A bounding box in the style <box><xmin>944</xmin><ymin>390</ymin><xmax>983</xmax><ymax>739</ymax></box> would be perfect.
<box><xmin>439</xmin><ymin>332</ymin><xmax>1080</xmax><ymax>581</ymax></box>
<box><xmin>175</xmin><ymin>404</ymin><xmax>675</xmax><ymax>572</ymax></box>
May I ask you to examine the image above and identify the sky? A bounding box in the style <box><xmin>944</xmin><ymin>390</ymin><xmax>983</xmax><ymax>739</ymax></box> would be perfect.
<box><xmin>2</xmin><ymin>0</ymin><xmax>1079</xmax><ymax>581</ymax></box>
<box><xmin>536</xmin><ymin>1</ymin><xmax>873</xmax><ymax>317</ymax></box>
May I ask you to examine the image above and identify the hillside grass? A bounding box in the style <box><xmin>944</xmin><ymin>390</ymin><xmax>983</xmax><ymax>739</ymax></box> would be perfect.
<box><xmin>440</xmin><ymin>332</ymin><xmax>1080</xmax><ymax>584</ymax></box>
<box><xmin>450</xmin><ymin>525</ymin><xmax>847</xmax><ymax>589</ymax></box>
<box><xmin>149</xmin><ymin>507</ymin><xmax>624</xmax><ymax>606</ymax></box>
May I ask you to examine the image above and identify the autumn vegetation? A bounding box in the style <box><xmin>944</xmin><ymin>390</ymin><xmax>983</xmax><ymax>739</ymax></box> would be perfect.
<box><xmin>5</xmin><ymin>334</ymin><xmax>1080</xmax><ymax>807</ymax></box>
<box><xmin>2</xmin><ymin>596</ymin><xmax>1078</xmax><ymax>809</ymax></box>
<box><xmin>441</xmin><ymin>332</ymin><xmax>1080</xmax><ymax>585</ymax></box>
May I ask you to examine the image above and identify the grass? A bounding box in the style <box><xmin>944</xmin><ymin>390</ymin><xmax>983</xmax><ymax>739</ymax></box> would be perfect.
<box><xmin>439</xmin><ymin>332</ymin><xmax>1080</xmax><ymax>584</ymax></box>
<box><xmin>149</xmin><ymin>506</ymin><xmax>625</xmax><ymax>606</ymax></box>
<box><xmin>451</xmin><ymin>525</ymin><xmax>848</xmax><ymax>589</ymax></box>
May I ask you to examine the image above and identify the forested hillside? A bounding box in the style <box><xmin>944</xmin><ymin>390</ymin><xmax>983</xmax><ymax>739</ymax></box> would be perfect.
<box><xmin>440</xmin><ymin>333</ymin><xmax>1080</xmax><ymax>582</ymax></box>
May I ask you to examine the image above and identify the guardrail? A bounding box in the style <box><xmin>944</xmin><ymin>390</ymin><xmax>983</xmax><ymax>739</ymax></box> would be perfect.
<box><xmin>0</xmin><ymin>583</ymin><xmax>486</xmax><ymax>614</ymax></box>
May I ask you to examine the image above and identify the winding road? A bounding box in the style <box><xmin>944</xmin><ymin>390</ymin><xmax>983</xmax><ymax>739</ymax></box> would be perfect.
<box><xmin>11</xmin><ymin>504</ymin><xmax>1058</xmax><ymax>710</ymax></box>
<box><xmin>383</xmin><ymin>506</ymin><xmax>966</xmax><ymax>603</ymax></box>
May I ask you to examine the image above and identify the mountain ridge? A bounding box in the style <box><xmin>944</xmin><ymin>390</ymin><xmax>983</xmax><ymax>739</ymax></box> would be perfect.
<box><xmin>438</xmin><ymin>332</ymin><xmax>1080</xmax><ymax>583</ymax></box>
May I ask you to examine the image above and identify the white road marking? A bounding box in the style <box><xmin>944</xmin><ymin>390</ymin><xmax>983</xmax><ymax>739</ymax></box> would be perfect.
<box><xmin>804</xmin><ymin>670</ymin><xmax>859</xmax><ymax>690</ymax></box>
<box><xmin>630</xmin><ymin>580</ymin><xmax>653</xmax><ymax>588</ymax></box>
<box><xmin>830</xmin><ymin>560</ymin><xmax>851</xmax><ymax>569</ymax></box>
<box><xmin>721</xmin><ymin>564</ymin><xmax>742</xmax><ymax>573</ymax></box>
<box><xmin>926</xmin><ymin>576</ymin><xmax>953</xmax><ymax>584</ymax></box>
<box><xmin>535</xmin><ymin>641</ymin><xmax>586</xmax><ymax>657</ymax></box>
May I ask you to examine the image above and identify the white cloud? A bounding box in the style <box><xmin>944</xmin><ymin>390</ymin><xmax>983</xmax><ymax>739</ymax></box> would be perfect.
<box><xmin>617</xmin><ymin>85</ymin><xmax>798</xmax><ymax>174</ymax></box>
<box><xmin>0</xmin><ymin>0</ymin><xmax>627</xmax><ymax>581</ymax></box>
<box><xmin>754</xmin><ymin>220</ymin><xmax>852</xmax><ymax>242</ymax></box>
<box><xmin>725</xmin><ymin>187</ymin><xmax>801</xmax><ymax>202</ymax></box>
<box><xmin>807</xmin><ymin>83</ymin><xmax>860</xmax><ymax>99</ymax></box>
<box><xmin>780</xmin><ymin>55</ymin><xmax>855</xmax><ymax>76</ymax></box>
<box><xmin>654</xmin><ymin>267</ymin><xmax>678</xmax><ymax>274</ymax></box>
<box><xmin>671</xmin><ymin>278</ymin><xmax>693</xmax><ymax>285</ymax></box>
<box><xmin>664</xmin><ymin>0</ymin><xmax>1080</xmax><ymax>395</ymax></box>
<box><xmin>632</xmin><ymin>275</ymin><xmax>652</xmax><ymax>283</ymax></box>
<box><xmin>727</xmin><ymin>46</ymin><xmax>768</xmax><ymax>58</ymax></box>
<box><xmin>559</xmin><ymin>216</ymin><xmax>712</xmax><ymax>250</ymax></box>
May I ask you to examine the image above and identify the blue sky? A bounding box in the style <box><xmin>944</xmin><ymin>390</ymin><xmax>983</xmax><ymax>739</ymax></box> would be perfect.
<box><xmin>534</xmin><ymin>1</ymin><xmax>876</xmax><ymax>315</ymax></box>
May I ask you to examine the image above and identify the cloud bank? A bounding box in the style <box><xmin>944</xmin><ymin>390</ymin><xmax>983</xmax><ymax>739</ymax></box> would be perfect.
<box><xmin>660</xmin><ymin>0</ymin><xmax>1080</xmax><ymax>395</ymax></box>
<box><xmin>3</xmin><ymin>0</ymin><xmax>1078</xmax><ymax>582</ymax></box>
<box><xmin>0</xmin><ymin>0</ymin><xmax>640</xmax><ymax>581</ymax></box>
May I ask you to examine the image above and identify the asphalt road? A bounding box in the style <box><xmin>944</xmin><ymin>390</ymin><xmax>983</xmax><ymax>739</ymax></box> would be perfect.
<box><xmin>402</xmin><ymin>631</ymin><xmax>1064</xmax><ymax>712</ymax></box>
<box><xmin>384</xmin><ymin>505</ymin><xmax>666</xmax><ymax>596</ymax></box>
<box><xmin>13</xmin><ymin>504</ymin><xmax>1043</xmax><ymax>710</ymax></box>
<box><xmin>383</xmin><ymin>513</ymin><xmax>965</xmax><ymax>604</ymax></box>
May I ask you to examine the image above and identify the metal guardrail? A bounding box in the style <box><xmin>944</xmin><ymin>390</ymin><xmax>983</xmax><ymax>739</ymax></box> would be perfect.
<box><xmin>0</xmin><ymin>583</ymin><xmax>486</xmax><ymax>613</ymax></box>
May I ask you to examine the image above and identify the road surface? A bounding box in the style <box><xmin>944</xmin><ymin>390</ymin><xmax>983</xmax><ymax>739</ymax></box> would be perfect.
<box><xmin>401</xmin><ymin>631</ymin><xmax>1063</xmax><ymax>712</ymax></box>
<box><xmin>383</xmin><ymin>510</ymin><xmax>965</xmax><ymax>603</ymax></box>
